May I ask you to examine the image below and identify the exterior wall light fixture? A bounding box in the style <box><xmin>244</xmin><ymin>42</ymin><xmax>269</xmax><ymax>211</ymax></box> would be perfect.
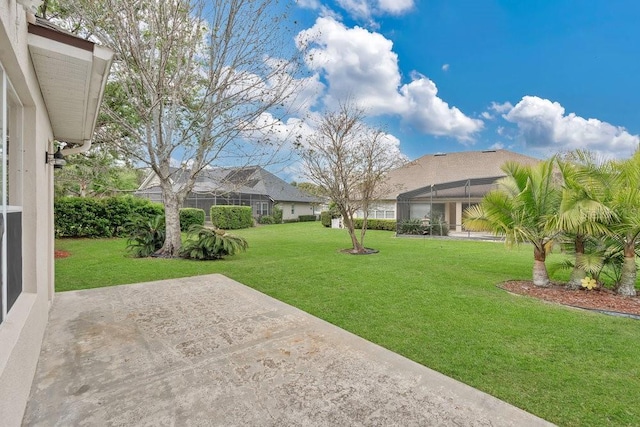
<box><xmin>45</xmin><ymin>148</ymin><xmax>66</xmax><ymax>169</ymax></box>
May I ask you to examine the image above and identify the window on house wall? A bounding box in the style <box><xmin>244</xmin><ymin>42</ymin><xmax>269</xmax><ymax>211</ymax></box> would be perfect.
<box><xmin>255</xmin><ymin>201</ymin><xmax>268</xmax><ymax>216</ymax></box>
<box><xmin>291</xmin><ymin>204</ymin><xmax>295</xmax><ymax>215</ymax></box>
<box><xmin>0</xmin><ymin>63</ymin><xmax>23</xmax><ymax>324</ymax></box>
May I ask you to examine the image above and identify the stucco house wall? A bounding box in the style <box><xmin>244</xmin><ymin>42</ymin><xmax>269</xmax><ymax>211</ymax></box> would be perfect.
<box><xmin>0</xmin><ymin>4</ymin><xmax>56</xmax><ymax>425</ymax></box>
<box><xmin>0</xmin><ymin>3</ymin><xmax>113</xmax><ymax>424</ymax></box>
<box><xmin>277</xmin><ymin>201</ymin><xmax>318</xmax><ymax>221</ymax></box>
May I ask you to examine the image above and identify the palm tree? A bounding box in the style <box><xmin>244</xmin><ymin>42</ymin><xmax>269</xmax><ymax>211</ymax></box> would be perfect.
<box><xmin>553</xmin><ymin>152</ymin><xmax>615</xmax><ymax>289</ymax></box>
<box><xmin>463</xmin><ymin>158</ymin><xmax>561</xmax><ymax>287</ymax></box>
<box><xmin>607</xmin><ymin>153</ymin><xmax>640</xmax><ymax>296</ymax></box>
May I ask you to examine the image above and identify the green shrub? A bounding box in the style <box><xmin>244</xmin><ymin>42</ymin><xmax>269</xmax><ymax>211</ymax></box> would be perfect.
<box><xmin>353</xmin><ymin>218</ymin><xmax>396</xmax><ymax>231</ymax></box>
<box><xmin>54</xmin><ymin>197</ymin><xmax>111</xmax><ymax>238</ymax></box>
<box><xmin>104</xmin><ymin>196</ymin><xmax>164</xmax><ymax>236</ymax></box>
<box><xmin>429</xmin><ymin>218</ymin><xmax>450</xmax><ymax>236</ymax></box>
<box><xmin>55</xmin><ymin>196</ymin><xmax>163</xmax><ymax>238</ymax></box>
<box><xmin>125</xmin><ymin>214</ymin><xmax>165</xmax><ymax>257</ymax></box>
<box><xmin>298</xmin><ymin>214</ymin><xmax>317</xmax><ymax>222</ymax></box>
<box><xmin>398</xmin><ymin>218</ymin><xmax>449</xmax><ymax>236</ymax></box>
<box><xmin>180</xmin><ymin>208</ymin><xmax>205</xmax><ymax>231</ymax></box>
<box><xmin>272</xmin><ymin>206</ymin><xmax>283</xmax><ymax>224</ymax></box>
<box><xmin>209</xmin><ymin>206</ymin><xmax>253</xmax><ymax>229</ymax></box>
<box><xmin>180</xmin><ymin>225</ymin><xmax>248</xmax><ymax>260</ymax></box>
<box><xmin>320</xmin><ymin>211</ymin><xmax>332</xmax><ymax>227</ymax></box>
<box><xmin>399</xmin><ymin>219</ymin><xmax>423</xmax><ymax>235</ymax></box>
<box><xmin>283</xmin><ymin>218</ymin><xmax>299</xmax><ymax>223</ymax></box>
<box><xmin>259</xmin><ymin>215</ymin><xmax>275</xmax><ymax>224</ymax></box>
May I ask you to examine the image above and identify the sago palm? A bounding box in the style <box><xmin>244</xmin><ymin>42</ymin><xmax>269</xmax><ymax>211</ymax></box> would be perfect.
<box><xmin>180</xmin><ymin>225</ymin><xmax>248</xmax><ymax>260</ymax></box>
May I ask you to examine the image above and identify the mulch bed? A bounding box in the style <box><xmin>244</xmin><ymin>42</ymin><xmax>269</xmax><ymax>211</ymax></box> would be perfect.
<box><xmin>500</xmin><ymin>280</ymin><xmax>640</xmax><ymax>317</ymax></box>
<box><xmin>54</xmin><ymin>250</ymin><xmax>71</xmax><ymax>259</ymax></box>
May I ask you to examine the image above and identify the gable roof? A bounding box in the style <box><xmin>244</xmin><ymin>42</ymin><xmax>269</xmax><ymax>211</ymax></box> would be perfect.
<box><xmin>138</xmin><ymin>166</ymin><xmax>323</xmax><ymax>204</ymax></box>
<box><xmin>382</xmin><ymin>149</ymin><xmax>541</xmax><ymax>199</ymax></box>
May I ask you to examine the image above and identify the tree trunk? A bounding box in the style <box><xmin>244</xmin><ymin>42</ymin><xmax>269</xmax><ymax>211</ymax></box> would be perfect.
<box><xmin>359</xmin><ymin>215</ymin><xmax>368</xmax><ymax>250</ymax></box>
<box><xmin>618</xmin><ymin>245</ymin><xmax>637</xmax><ymax>296</ymax></box>
<box><xmin>342</xmin><ymin>215</ymin><xmax>364</xmax><ymax>253</ymax></box>
<box><xmin>567</xmin><ymin>237</ymin><xmax>586</xmax><ymax>290</ymax></box>
<box><xmin>532</xmin><ymin>245</ymin><xmax>550</xmax><ymax>287</ymax></box>
<box><xmin>157</xmin><ymin>190</ymin><xmax>182</xmax><ymax>257</ymax></box>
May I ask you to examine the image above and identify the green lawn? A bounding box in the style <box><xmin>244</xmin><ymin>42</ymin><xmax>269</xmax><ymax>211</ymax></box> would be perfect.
<box><xmin>56</xmin><ymin>222</ymin><xmax>640</xmax><ymax>426</ymax></box>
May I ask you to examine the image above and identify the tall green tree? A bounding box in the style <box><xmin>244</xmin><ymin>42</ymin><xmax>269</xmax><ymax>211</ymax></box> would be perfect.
<box><xmin>463</xmin><ymin>158</ymin><xmax>562</xmax><ymax>287</ymax></box>
<box><xmin>57</xmin><ymin>0</ymin><xmax>305</xmax><ymax>256</ymax></box>
<box><xmin>54</xmin><ymin>150</ymin><xmax>142</xmax><ymax>198</ymax></box>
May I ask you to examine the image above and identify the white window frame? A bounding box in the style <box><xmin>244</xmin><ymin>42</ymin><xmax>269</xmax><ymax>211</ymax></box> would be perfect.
<box><xmin>0</xmin><ymin>63</ymin><xmax>23</xmax><ymax>323</ymax></box>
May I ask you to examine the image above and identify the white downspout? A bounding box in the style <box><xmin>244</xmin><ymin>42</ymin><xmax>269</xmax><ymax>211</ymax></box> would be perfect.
<box><xmin>60</xmin><ymin>140</ymin><xmax>92</xmax><ymax>156</ymax></box>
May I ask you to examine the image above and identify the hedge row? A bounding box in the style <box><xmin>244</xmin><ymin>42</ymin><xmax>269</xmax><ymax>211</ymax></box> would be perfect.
<box><xmin>180</xmin><ymin>208</ymin><xmax>205</xmax><ymax>231</ymax></box>
<box><xmin>353</xmin><ymin>218</ymin><xmax>396</xmax><ymax>231</ymax></box>
<box><xmin>210</xmin><ymin>206</ymin><xmax>253</xmax><ymax>229</ymax></box>
<box><xmin>298</xmin><ymin>215</ymin><xmax>317</xmax><ymax>222</ymax></box>
<box><xmin>55</xmin><ymin>196</ymin><xmax>164</xmax><ymax>238</ymax></box>
<box><xmin>319</xmin><ymin>212</ymin><xmax>396</xmax><ymax>230</ymax></box>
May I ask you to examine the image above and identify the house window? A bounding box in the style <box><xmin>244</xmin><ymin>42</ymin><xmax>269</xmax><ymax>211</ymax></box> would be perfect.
<box><xmin>291</xmin><ymin>204</ymin><xmax>295</xmax><ymax>215</ymax></box>
<box><xmin>410</xmin><ymin>203</ymin><xmax>445</xmax><ymax>221</ymax></box>
<box><xmin>255</xmin><ymin>201</ymin><xmax>268</xmax><ymax>216</ymax></box>
<box><xmin>0</xmin><ymin>63</ymin><xmax>23</xmax><ymax>324</ymax></box>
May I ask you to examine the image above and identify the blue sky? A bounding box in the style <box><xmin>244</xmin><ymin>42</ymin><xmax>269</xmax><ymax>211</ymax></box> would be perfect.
<box><xmin>287</xmin><ymin>0</ymin><xmax>640</xmax><ymax>161</ymax></box>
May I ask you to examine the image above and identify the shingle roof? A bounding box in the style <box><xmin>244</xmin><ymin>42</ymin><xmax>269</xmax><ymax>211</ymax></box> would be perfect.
<box><xmin>138</xmin><ymin>166</ymin><xmax>323</xmax><ymax>203</ymax></box>
<box><xmin>382</xmin><ymin>149</ymin><xmax>541</xmax><ymax>199</ymax></box>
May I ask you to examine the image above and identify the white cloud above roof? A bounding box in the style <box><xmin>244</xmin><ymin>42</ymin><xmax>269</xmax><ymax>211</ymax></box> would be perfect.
<box><xmin>330</xmin><ymin>0</ymin><xmax>414</xmax><ymax>20</ymax></box>
<box><xmin>377</xmin><ymin>0</ymin><xmax>415</xmax><ymax>15</ymax></box>
<box><xmin>503</xmin><ymin>96</ymin><xmax>640</xmax><ymax>158</ymax></box>
<box><xmin>296</xmin><ymin>17</ymin><xmax>483</xmax><ymax>142</ymax></box>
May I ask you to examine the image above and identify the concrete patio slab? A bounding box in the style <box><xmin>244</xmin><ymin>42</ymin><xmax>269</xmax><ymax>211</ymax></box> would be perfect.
<box><xmin>23</xmin><ymin>275</ymin><xmax>553</xmax><ymax>426</ymax></box>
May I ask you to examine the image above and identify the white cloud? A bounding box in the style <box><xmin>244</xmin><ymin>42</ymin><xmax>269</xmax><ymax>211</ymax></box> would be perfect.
<box><xmin>490</xmin><ymin>101</ymin><xmax>513</xmax><ymax>114</ymax></box>
<box><xmin>489</xmin><ymin>142</ymin><xmax>504</xmax><ymax>150</ymax></box>
<box><xmin>378</xmin><ymin>0</ymin><xmax>414</xmax><ymax>15</ymax></box>
<box><xmin>296</xmin><ymin>17</ymin><xmax>483</xmax><ymax>141</ymax></box>
<box><xmin>318</xmin><ymin>0</ymin><xmax>414</xmax><ymax>22</ymax></box>
<box><xmin>503</xmin><ymin>96</ymin><xmax>640</xmax><ymax>157</ymax></box>
<box><xmin>441</xmin><ymin>63</ymin><xmax>450</xmax><ymax>72</ymax></box>
<box><xmin>336</xmin><ymin>0</ymin><xmax>371</xmax><ymax>19</ymax></box>
<box><xmin>481</xmin><ymin>111</ymin><xmax>494</xmax><ymax>120</ymax></box>
<box><xmin>296</xmin><ymin>0</ymin><xmax>321</xmax><ymax>9</ymax></box>
<box><xmin>399</xmin><ymin>75</ymin><xmax>484</xmax><ymax>141</ymax></box>
<box><xmin>248</xmin><ymin>112</ymin><xmax>317</xmax><ymax>147</ymax></box>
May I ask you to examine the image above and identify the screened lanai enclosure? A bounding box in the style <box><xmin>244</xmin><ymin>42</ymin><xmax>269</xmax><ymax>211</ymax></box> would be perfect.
<box><xmin>135</xmin><ymin>185</ymin><xmax>274</xmax><ymax>219</ymax></box>
<box><xmin>135</xmin><ymin>166</ymin><xmax>323</xmax><ymax>221</ymax></box>
<box><xmin>395</xmin><ymin>176</ymin><xmax>503</xmax><ymax>235</ymax></box>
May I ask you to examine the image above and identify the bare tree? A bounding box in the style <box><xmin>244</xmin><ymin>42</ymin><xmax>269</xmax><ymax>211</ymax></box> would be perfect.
<box><xmin>301</xmin><ymin>101</ymin><xmax>405</xmax><ymax>254</ymax></box>
<box><xmin>59</xmin><ymin>0</ymin><xmax>305</xmax><ymax>256</ymax></box>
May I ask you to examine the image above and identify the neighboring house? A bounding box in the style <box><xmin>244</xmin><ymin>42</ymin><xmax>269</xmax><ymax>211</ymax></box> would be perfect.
<box><xmin>364</xmin><ymin>150</ymin><xmax>540</xmax><ymax>231</ymax></box>
<box><xmin>136</xmin><ymin>166</ymin><xmax>324</xmax><ymax>221</ymax></box>
<box><xmin>0</xmin><ymin>3</ymin><xmax>113</xmax><ymax>424</ymax></box>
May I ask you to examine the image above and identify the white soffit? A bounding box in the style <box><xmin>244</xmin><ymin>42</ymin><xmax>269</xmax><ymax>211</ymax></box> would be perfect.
<box><xmin>27</xmin><ymin>20</ymin><xmax>113</xmax><ymax>145</ymax></box>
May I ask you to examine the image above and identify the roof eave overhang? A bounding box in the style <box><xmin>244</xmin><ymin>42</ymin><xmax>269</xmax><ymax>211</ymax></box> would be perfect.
<box><xmin>27</xmin><ymin>21</ymin><xmax>114</xmax><ymax>146</ymax></box>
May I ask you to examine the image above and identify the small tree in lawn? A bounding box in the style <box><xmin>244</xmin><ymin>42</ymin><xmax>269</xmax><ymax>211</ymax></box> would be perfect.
<box><xmin>58</xmin><ymin>0</ymin><xmax>305</xmax><ymax>256</ymax></box>
<box><xmin>300</xmin><ymin>101</ymin><xmax>404</xmax><ymax>254</ymax></box>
